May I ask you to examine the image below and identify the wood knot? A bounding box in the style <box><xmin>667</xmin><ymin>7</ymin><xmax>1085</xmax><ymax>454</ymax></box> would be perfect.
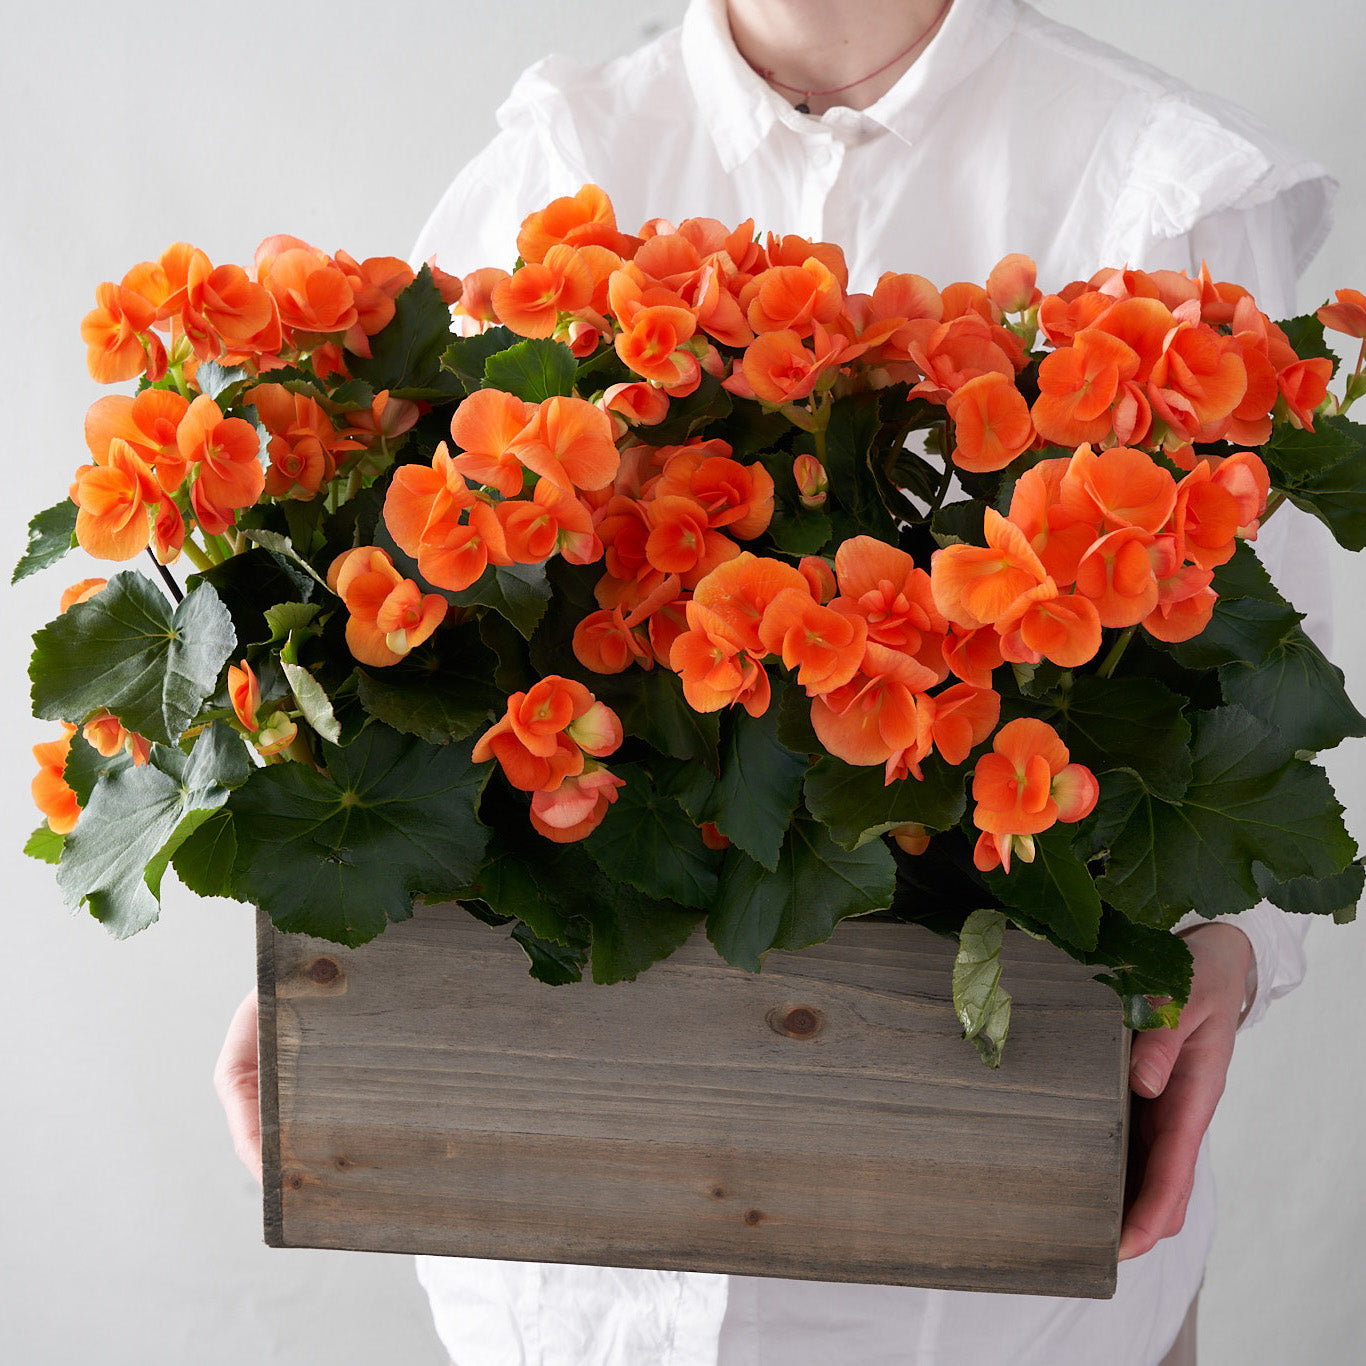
<box><xmin>767</xmin><ymin>1004</ymin><xmax>824</xmax><ymax>1039</ymax></box>
<box><xmin>743</xmin><ymin>1208</ymin><xmax>764</xmax><ymax>1226</ymax></box>
<box><xmin>334</xmin><ymin>1155</ymin><xmax>352</xmax><ymax>1171</ymax></box>
<box><xmin>306</xmin><ymin>957</ymin><xmax>341</xmax><ymax>985</ymax></box>
<box><xmin>286</xmin><ymin>1174</ymin><xmax>304</xmax><ymax>1191</ymax></box>
<box><xmin>710</xmin><ymin>1186</ymin><xmax>726</xmax><ymax>1200</ymax></box>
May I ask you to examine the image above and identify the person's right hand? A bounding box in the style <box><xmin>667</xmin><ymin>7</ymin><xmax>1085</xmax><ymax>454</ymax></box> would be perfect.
<box><xmin>214</xmin><ymin>988</ymin><xmax>263</xmax><ymax>1186</ymax></box>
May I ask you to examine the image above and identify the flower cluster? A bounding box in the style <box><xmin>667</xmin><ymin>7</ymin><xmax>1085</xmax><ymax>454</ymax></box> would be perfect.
<box><xmin>25</xmin><ymin>186</ymin><xmax>1366</xmax><ymax>1051</ymax></box>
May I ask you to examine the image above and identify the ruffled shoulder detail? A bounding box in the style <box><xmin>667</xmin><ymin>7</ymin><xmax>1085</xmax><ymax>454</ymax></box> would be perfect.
<box><xmin>1106</xmin><ymin>90</ymin><xmax>1336</xmax><ymax>275</ymax></box>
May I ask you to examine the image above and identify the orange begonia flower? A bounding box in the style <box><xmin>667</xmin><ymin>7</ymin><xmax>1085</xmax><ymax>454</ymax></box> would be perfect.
<box><xmin>511</xmin><ymin>396</ymin><xmax>621</xmax><ymax>497</ymax></box>
<box><xmin>614</xmin><ymin>305</ymin><xmax>701</xmax><ymax>392</ymax></box>
<box><xmin>474</xmin><ymin>675</ymin><xmax>623</xmax><ymax>793</ymax></box>
<box><xmin>81</xmin><ymin>282</ymin><xmax>158</xmax><ymax>383</ymax></box>
<box><xmin>333</xmin><ymin>251</ymin><xmax>415</xmax><ymax>353</ymax></box>
<box><xmin>757</xmin><ymin>587</ymin><xmax>867</xmax><ymax>696</ymax></box>
<box><xmin>922</xmin><ymin>683</ymin><xmax>1000</xmax><ymax>767</ymax></box>
<box><xmin>60</xmin><ymin>578</ymin><xmax>107</xmax><ymax>613</ymax></box>
<box><xmin>996</xmin><ymin>583</ymin><xmax>1103</xmax><ymax>667</ymax></box>
<box><xmin>1007</xmin><ymin>458</ymin><xmax>1098</xmax><ymax>588</ymax></box>
<box><xmin>177</xmin><ymin>395</ymin><xmax>266</xmax><ymax>536</ymax></box>
<box><xmin>573</xmin><ymin>607</ymin><xmax>654</xmax><ymax>675</ymax></box>
<box><xmin>942</xmin><ymin>624</ymin><xmax>1004</xmax><ymax>690</ymax></box>
<box><xmin>985</xmin><ymin>254</ymin><xmax>1041</xmax><ymax>315</ymax></box>
<box><xmin>1143</xmin><ymin>564</ymin><xmax>1218</xmax><ymax>643</ymax></box>
<box><xmin>650</xmin><ymin>450</ymin><xmax>776</xmax><ymax>541</ymax></box>
<box><xmin>249</xmin><ymin>382</ymin><xmax>362</xmax><ymax>501</ymax></box>
<box><xmin>930</xmin><ymin>509</ymin><xmax>1047</xmax><ymax>630</ymax></box>
<box><xmin>810</xmin><ymin>643</ymin><xmax>937</xmax><ymax>769</ymax></box>
<box><xmin>689</xmin><ymin>553</ymin><xmax>810</xmax><ymax>656</ymax></box>
<box><xmin>971</xmin><ymin>717</ymin><xmax>1098</xmax><ymax>872</ymax></box>
<box><xmin>328</xmin><ymin>546</ymin><xmax>448</xmax><ymax>667</ymax></box>
<box><xmin>741</xmin><ymin>258</ymin><xmax>844</xmax><ymax>338</ymax></box>
<box><xmin>499</xmin><ymin>481</ymin><xmax>602</xmax><ymax>567</ymax></box>
<box><xmin>1171</xmin><ymin>463</ymin><xmax>1241</xmax><ymax>570</ymax></box>
<box><xmin>1318</xmin><ymin>288</ymin><xmax>1366</xmax><ymax>340</ymax></box>
<box><xmin>735</xmin><ymin>322</ymin><xmax>848</xmax><ymax>405</ymax></box>
<box><xmin>81</xmin><ymin>710</ymin><xmax>151</xmax><ymax>768</ymax></box>
<box><xmin>529</xmin><ymin>764</ymin><xmax>626</xmax><ymax>843</ymax></box>
<box><xmin>448</xmin><ymin>389</ymin><xmax>538</xmax><ymax>497</ymax></box>
<box><xmin>1147</xmin><ymin>322</ymin><xmax>1248</xmax><ymax>442</ymax></box>
<box><xmin>908</xmin><ymin>313</ymin><xmax>1020</xmax><ymax>403</ymax></box>
<box><xmin>1059</xmin><ymin>444</ymin><xmax>1176</xmax><ymax>535</ymax></box>
<box><xmin>516</xmin><ymin>185</ymin><xmax>626</xmax><ymax>265</ymax></box>
<box><xmin>598</xmin><ymin>381</ymin><xmax>671</xmax><ymax>436</ymax></box>
<box><xmin>493</xmin><ymin>244</ymin><xmax>595</xmax><ymax>339</ymax></box>
<box><xmin>253</xmin><ymin>235</ymin><xmax>357</xmax><ymax>337</ymax></box>
<box><xmin>228</xmin><ymin>661</ymin><xmax>262</xmax><ymax>732</ymax></box>
<box><xmin>182</xmin><ymin>262</ymin><xmax>281</xmax><ymax>363</ymax></box>
<box><xmin>1031</xmin><ymin>328</ymin><xmax>1140</xmax><ymax>447</ymax></box>
<box><xmin>1073</xmin><ymin>528</ymin><xmax>1161</xmax><ymax>629</ymax></box>
<box><xmin>1277</xmin><ymin>356</ymin><xmax>1333</xmax><ymax>430</ymax></box>
<box><xmin>85</xmin><ymin>389</ymin><xmax>192</xmax><ymax>496</ymax></box>
<box><xmin>669</xmin><ymin>603</ymin><xmax>773</xmax><ymax>718</ymax></box>
<box><xmin>32</xmin><ymin>725</ymin><xmax>82</xmax><ymax>835</ymax></box>
<box><xmin>946</xmin><ymin>372</ymin><xmax>1034</xmax><ymax>473</ymax></box>
<box><xmin>70</xmin><ymin>438</ymin><xmax>158</xmax><ymax>561</ymax></box>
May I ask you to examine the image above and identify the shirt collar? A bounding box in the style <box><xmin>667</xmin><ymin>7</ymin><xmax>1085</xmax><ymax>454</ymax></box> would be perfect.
<box><xmin>681</xmin><ymin>0</ymin><xmax>1019</xmax><ymax>170</ymax></box>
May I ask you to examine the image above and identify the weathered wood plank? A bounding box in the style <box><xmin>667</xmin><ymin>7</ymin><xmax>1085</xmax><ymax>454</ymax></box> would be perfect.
<box><xmin>259</xmin><ymin>904</ymin><xmax>1129</xmax><ymax>1297</ymax></box>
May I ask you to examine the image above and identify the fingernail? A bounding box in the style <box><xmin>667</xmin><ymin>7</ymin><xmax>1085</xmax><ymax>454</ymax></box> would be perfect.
<box><xmin>1131</xmin><ymin>1060</ymin><xmax>1163</xmax><ymax>1096</ymax></box>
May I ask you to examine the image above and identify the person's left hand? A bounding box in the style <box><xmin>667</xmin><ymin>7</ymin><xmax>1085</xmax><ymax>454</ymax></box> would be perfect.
<box><xmin>1117</xmin><ymin>922</ymin><xmax>1254</xmax><ymax>1261</ymax></box>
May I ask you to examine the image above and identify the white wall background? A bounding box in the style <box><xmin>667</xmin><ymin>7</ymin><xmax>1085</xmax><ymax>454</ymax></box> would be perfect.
<box><xmin>2</xmin><ymin>2</ymin><xmax>1362</xmax><ymax>1362</ymax></box>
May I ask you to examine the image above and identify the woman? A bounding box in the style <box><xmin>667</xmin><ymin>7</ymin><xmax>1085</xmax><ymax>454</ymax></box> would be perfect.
<box><xmin>220</xmin><ymin>2</ymin><xmax>1336</xmax><ymax>1361</ymax></box>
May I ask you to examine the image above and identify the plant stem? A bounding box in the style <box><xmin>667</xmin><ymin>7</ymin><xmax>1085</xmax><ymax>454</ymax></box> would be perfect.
<box><xmin>180</xmin><ymin>538</ymin><xmax>214</xmax><ymax>573</ymax></box>
<box><xmin>1096</xmin><ymin>626</ymin><xmax>1136</xmax><ymax>680</ymax></box>
<box><xmin>144</xmin><ymin>549</ymin><xmax>184</xmax><ymax>603</ymax></box>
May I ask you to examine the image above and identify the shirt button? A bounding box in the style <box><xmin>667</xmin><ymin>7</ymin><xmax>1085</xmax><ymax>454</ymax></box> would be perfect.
<box><xmin>812</xmin><ymin>144</ymin><xmax>836</xmax><ymax>167</ymax></box>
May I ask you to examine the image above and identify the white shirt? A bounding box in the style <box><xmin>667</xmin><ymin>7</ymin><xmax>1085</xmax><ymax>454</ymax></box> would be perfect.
<box><xmin>413</xmin><ymin>2</ymin><xmax>1336</xmax><ymax>1361</ymax></box>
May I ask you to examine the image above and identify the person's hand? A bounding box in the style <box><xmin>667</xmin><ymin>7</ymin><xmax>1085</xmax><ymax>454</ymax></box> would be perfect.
<box><xmin>1117</xmin><ymin>922</ymin><xmax>1253</xmax><ymax>1260</ymax></box>
<box><xmin>214</xmin><ymin>988</ymin><xmax>263</xmax><ymax>1186</ymax></box>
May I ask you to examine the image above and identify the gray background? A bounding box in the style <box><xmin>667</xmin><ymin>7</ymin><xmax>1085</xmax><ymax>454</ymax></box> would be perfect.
<box><xmin>3</xmin><ymin>2</ymin><xmax>1363</xmax><ymax>1361</ymax></box>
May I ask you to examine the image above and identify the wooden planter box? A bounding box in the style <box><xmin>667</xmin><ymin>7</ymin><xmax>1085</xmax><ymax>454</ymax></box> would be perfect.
<box><xmin>257</xmin><ymin>903</ymin><xmax>1130</xmax><ymax>1298</ymax></box>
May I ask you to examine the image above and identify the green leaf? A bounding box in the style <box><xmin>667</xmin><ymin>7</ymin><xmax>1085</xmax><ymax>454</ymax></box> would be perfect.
<box><xmin>1093</xmin><ymin>706</ymin><xmax>1357</xmax><ymax>924</ymax></box>
<box><xmin>585</xmin><ymin>765</ymin><xmax>721</xmax><ymax>908</ymax></box>
<box><xmin>819</xmin><ymin>392</ymin><xmax>899</xmax><ymax>545</ymax></box>
<box><xmin>281</xmin><ymin>661</ymin><xmax>342</xmax><ymax>744</ymax></box>
<box><xmin>355</xmin><ymin>624</ymin><xmax>504</xmax><ymax>743</ymax></box>
<box><xmin>803</xmin><ymin>752</ymin><xmax>968</xmax><ymax>849</ymax></box>
<box><xmin>1254</xmin><ymin>860</ymin><xmax>1364</xmax><ymax>922</ymax></box>
<box><xmin>13</xmin><ymin>499</ymin><xmax>78</xmax><ymax>584</ymax></box>
<box><xmin>535</xmin><ymin>844</ymin><xmax>701</xmax><ymax>984</ymax></box>
<box><xmin>194</xmin><ymin>361</ymin><xmax>252</xmax><ymax>402</ymax></box>
<box><xmin>239</xmin><ymin>528</ymin><xmax>330</xmax><ymax>590</ymax></box>
<box><xmin>189</xmin><ymin>547</ymin><xmax>316</xmax><ymax>650</ymax></box>
<box><xmin>982</xmin><ymin>826</ymin><xmax>1102</xmax><ymax>951</ymax></box>
<box><xmin>1218</xmin><ymin>624</ymin><xmax>1366</xmax><ymax>755</ymax></box>
<box><xmin>597</xmin><ymin>667</ymin><xmax>720</xmax><ymax>769</ymax></box>
<box><xmin>264</xmin><ymin>601</ymin><xmax>323</xmax><ymax>642</ymax></box>
<box><xmin>226</xmin><ymin>727</ymin><xmax>491</xmax><ymax>947</ymax></box>
<box><xmin>708</xmin><ymin>813</ymin><xmax>896</xmax><ymax>971</ymax></box>
<box><xmin>448</xmin><ymin>562</ymin><xmax>552</xmax><ymax>640</ymax></box>
<box><xmin>768</xmin><ymin>505</ymin><xmax>833</xmax><ymax>555</ymax></box>
<box><xmin>951</xmin><ymin>909</ymin><xmax>1013</xmax><ymax>1068</ymax></box>
<box><xmin>169</xmin><ymin>809</ymin><xmax>238</xmax><ymax>899</ymax></box>
<box><xmin>483</xmin><ymin>337</ymin><xmax>578</xmax><ymax>402</ymax></box>
<box><xmin>660</xmin><ymin>693</ymin><xmax>807</xmax><ymax>870</ymax></box>
<box><xmin>1163</xmin><ymin>594</ymin><xmax>1299</xmax><ymax>670</ymax></box>
<box><xmin>511</xmin><ymin>921</ymin><xmax>589</xmax><ymax>984</ymax></box>
<box><xmin>64</xmin><ymin>729</ymin><xmax>136</xmax><ymax>805</ymax></box>
<box><xmin>463</xmin><ymin>838</ymin><xmax>582</xmax><ymax>947</ymax></box>
<box><xmin>56</xmin><ymin>725</ymin><xmax>251</xmax><ymax>937</ymax></box>
<box><xmin>1088</xmin><ymin>913</ymin><xmax>1193</xmax><ymax>1030</ymax></box>
<box><xmin>30</xmin><ymin>573</ymin><xmax>237</xmax><ymax>746</ymax></box>
<box><xmin>1053</xmin><ymin>675</ymin><xmax>1192</xmax><ymax>801</ymax></box>
<box><xmin>1278</xmin><ymin>313</ymin><xmax>1339</xmax><ymax>372</ymax></box>
<box><xmin>931</xmin><ymin>499</ymin><xmax>986</xmax><ymax>547</ymax></box>
<box><xmin>441</xmin><ymin>326</ymin><xmax>519</xmax><ymax>391</ymax></box>
<box><xmin>25</xmin><ymin>824</ymin><xmax>64</xmax><ymax>865</ymax></box>
<box><xmin>348</xmin><ymin>267</ymin><xmax>462</xmax><ymax>399</ymax></box>
<box><xmin>1265</xmin><ymin>416</ymin><xmax>1366</xmax><ymax>551</ymax></box>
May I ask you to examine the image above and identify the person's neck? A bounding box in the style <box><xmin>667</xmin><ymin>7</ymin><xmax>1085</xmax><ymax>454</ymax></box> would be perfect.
<box><xmin>726</xmin><ymin>0</ymin><xmax>953</xmax><ymax>115</ymax></box>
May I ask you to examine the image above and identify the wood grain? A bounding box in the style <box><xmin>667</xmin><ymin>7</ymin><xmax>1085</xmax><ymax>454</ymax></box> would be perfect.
<box><xmin>259</xmin><ymin>904</ymin><xmax>1129</xmax><ymax>1297</ymax></box>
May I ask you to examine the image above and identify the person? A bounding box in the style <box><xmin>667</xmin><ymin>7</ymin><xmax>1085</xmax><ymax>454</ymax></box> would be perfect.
<box><xmin>217</xmin><ymin>1</ymin><xmax>1337</xmax><ymax>1361</ymax></box>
